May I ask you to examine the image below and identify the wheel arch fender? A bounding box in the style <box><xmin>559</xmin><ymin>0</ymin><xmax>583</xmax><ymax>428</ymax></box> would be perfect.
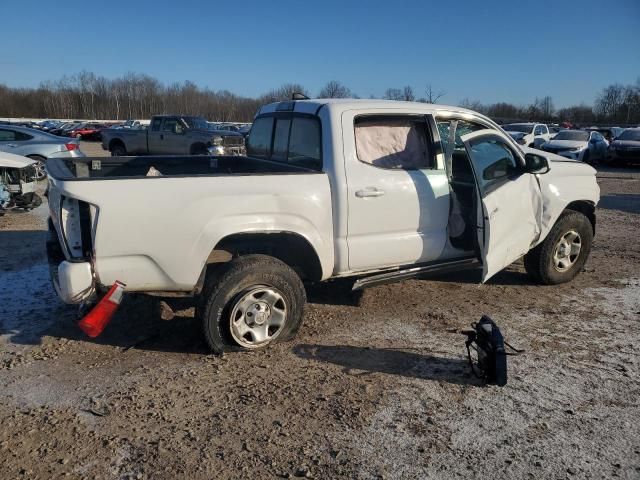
<box><xmin>108</xmin><ymin>138</ymin><xmax>125</xmax><ymax>151</ymax></box>
<box><xmin>191</xmin><ymin>214</ymin><xmax>333</xmax><ymax>288</ymax></box>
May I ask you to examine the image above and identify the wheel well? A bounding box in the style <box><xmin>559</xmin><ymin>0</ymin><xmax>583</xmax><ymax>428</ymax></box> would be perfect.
<box><xmin>208</xmin><ymin>232</ymin><xmax>323</xmax><ymax>282</ymax></box>
<box><xmin>565</xmin><ymin>201</ymin><xmax>596</xmax><ymax>234</ymax></box>
<box><xmin>190</xmin><ymin>142</ymin><xmax>208</xmax><ymax>155</ymax></box>
<box><xmin>109</xmin><ymin>139</ymin><xmax>125</xmax><ymax>151</ymax></box>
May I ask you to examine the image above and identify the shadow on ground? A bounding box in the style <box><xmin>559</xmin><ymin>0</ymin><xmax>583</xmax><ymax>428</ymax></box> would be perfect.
<box><xmin>598</xmin><ymin>194</ymin><xmax>640</xmax><ymax>214</ymax></box>
<box><xmin>293</xmin><ymin>344</ymin><xmax>481</xmax><ymax>385</ymax></box>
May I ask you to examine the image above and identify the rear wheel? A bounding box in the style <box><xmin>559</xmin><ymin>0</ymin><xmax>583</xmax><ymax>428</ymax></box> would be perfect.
<box><xmin>524</xmin><ymin>210</ymin><xmax>593</xmax><ymax>285</ymax></box>
<box><xmin>110</xmin><ymin>143</ymin><xmax>126</xmax><ymax>157</ymax></box>
<box><xmin>196</xmin><ymin>255</ymin><xmax>306</xmax><ymax>354</ymax></box>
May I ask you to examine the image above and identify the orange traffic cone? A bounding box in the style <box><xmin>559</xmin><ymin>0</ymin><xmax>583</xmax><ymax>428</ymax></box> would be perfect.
<box><xmin>78</xmin><ymin>281</ymin><xmax>126</xmax><ymax>338</ymax></box>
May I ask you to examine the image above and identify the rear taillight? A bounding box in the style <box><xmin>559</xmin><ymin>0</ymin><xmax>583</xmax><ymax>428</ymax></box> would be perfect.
<box><xmin>65</xmin><ymin>143</ymin><xmax>79</xmax><ymax>151</ymax></box>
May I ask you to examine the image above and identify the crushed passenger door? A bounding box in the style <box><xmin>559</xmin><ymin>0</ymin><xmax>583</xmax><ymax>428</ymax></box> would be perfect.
<box><xmin>460</xmin><ymin>130</ymin><xmax>542</xmax><ymax>282</ymax></box>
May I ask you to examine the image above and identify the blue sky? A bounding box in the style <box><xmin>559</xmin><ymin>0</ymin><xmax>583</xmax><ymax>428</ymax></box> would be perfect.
<box><xmin>1</xmin><ymin>0</ymin><xmax>638</xmax><ymax>107</ymax></box>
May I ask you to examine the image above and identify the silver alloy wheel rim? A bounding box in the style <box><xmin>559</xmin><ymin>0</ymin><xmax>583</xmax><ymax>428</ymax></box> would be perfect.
<box><xmin>229</xmin><ymin>285</ymin><xmax>287</xmax><ymax>348</ymax></box>
<box><xmin>553</xmin><ymin>229</ymin><xmax>582</xmax><ymax>272</ymax></box>
<box><xmin>33</xmin><ymin>161</ymin><xmax>46</xmax><ymax>180</ymax></box>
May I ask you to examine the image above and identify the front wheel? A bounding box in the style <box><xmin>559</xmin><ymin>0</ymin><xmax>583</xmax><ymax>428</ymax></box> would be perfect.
<box><xmin>196</xmin><ymin>255</ymin><xmax>306</xmax><ymax>354</ymax></box>
<box><xmin>524</xmin><ymin>210</ymin><xmax>593</xmax><ymax>284</ymax></box>
<box><xmin>27</xmin><ymin>155</ymin><xmax>47</xmax><ymax>180</ymax></box>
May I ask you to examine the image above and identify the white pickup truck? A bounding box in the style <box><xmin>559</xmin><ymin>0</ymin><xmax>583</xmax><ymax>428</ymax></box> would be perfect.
<box><xmin>46</xmin><ymin>99</ymin><xmax>599</xmax><ymax>353</ymax></box>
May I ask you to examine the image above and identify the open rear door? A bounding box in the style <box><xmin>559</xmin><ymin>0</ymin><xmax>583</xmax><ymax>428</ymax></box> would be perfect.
<box><xmin>459</xmin><ymin>130</ymin><xmax>542</xmax><ymax>282</ymax></box>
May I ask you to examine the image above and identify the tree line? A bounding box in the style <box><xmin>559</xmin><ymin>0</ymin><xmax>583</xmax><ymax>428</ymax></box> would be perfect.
<box><xmin>0</xmin><ymin>71</ymin><xmax>639</xmax><ymax>125</ymax></box>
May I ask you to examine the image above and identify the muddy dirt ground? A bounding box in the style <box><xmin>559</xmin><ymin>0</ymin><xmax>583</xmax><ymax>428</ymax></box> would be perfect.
<box><xmin>1</xmin><ymin>147</ymin><xmax>639</xmax><ymax>479</ymax></box>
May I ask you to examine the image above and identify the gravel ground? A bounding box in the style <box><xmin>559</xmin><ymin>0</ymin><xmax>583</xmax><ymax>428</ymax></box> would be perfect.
<box><xmin>1</xmin><ymin>151</ymin><xmax>639</xmax><ymax>479</ymax></box>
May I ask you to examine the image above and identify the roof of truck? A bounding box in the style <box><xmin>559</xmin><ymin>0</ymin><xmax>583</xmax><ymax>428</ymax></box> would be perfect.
<box><xmin>258</xmin><ymin>98</ymin><xmax>482</xmax><ymax>118</ymax></box>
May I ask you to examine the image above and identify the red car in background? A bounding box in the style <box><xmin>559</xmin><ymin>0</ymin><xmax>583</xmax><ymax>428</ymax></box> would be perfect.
<box><xmin>67</xmin><ymin>123</ymin><xmax>107</xmax><ymax>141</ymax></box>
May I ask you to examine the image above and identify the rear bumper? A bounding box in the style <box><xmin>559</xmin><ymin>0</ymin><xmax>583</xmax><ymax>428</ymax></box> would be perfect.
<box><xmin>46</xmin><ymin>226</ymin><xmax>94</xmax><ymax>304</ymax></box>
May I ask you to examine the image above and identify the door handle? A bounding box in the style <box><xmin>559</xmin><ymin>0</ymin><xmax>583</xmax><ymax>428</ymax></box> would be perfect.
<box><xmin>355</xmin><ymin>187</ymin><xmax>385</xmax><ymax>198</ymax></box>
<box><xmin>160</xmin><ymin>134</ymin><xmax>164</xmax><ymax>140</ymax></box>
<box><xmin>7</xmin><ymin>143</ymin><xmax>17</xmax><ymax>147</ymax></box>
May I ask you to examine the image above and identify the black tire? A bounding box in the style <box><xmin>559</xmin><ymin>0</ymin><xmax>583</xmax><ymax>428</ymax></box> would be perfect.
<box><xmin>196</xmin><ymin>254</ymin><xmax>306</xmax><ymax>354</ymax></box>
<box><xmin>110</xmin><ymin>143</ymin><xmax>126</xmax><ymax>157</ymax></box>
<box><xmin>524</xmin><ymin>210</ymin><xmax>593</xmax><ymax>285</ymax></box>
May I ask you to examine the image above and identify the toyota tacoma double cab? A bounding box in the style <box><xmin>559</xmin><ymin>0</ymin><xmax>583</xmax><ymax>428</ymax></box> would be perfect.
<box><xmin>46</xmin><ymin>99</ymin><xmax>599</xmax><ymax>353</ymax></box>
<box><xmin>101</xmin><ymin>115</ymin><xmax>245</xmax><ymax>157</ymax></box>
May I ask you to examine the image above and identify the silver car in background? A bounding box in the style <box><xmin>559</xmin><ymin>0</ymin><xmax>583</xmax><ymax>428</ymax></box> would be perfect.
<box><xmin>540</xmin><ymin>129</ymin><xmax>609</xmax><ymax>164</ymax></box>
<box><xmin>0</xmin><ymin>125</ymin><xmax>85</xmax><ymax>179</ymax></box>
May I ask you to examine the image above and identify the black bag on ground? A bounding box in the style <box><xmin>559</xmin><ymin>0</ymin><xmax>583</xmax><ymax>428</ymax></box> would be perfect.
<box><xmin>464</xmin><ymin>315</ymin><xmax>512</xmax><ymax>386</ymax></box>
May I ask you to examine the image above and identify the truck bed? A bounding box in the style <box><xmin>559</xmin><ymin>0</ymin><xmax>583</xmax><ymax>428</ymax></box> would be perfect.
<box><xmin>46</xmin><ymin>155</ymin><xmax>320</xmax><ymax>181</ymax></box>
<box><xmin>45</xmin><ymin>154</ymin><xmax>334</xmax><ymax>292</ymax></box>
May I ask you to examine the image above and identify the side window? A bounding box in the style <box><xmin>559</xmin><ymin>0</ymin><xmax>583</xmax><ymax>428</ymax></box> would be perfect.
<box><xmin>534</xmin><ymin>125</ymin><xmax>543</xmax><ymax>135</ymax></box>
<box><xmin>272</xmin><ymin>118</ymin><xmax>291</xmax><ymax>161</ymax></box>
<box><xmin>468</xmin><ymin>138</ymin><xmax>518</xmax><ymax>192</ymax></box>
<box><xmin>162</xmin><ymin>118</ymin><xmax>178</xmax><ymax>133</ymax></box>
<box><xmin>354</xmin><ymin>116</ymin><xmax>434</xmax><ymax>170</ymax></box>
<box><xmin>13</xmin><ymin>131</ymin><xmax>32</xmax><ymax>141</ymax></box>
<box><xmin>246</xmin><ymin>116</ymin><xmax>274</xmax><ymax>158</ymax></box>
<box><xmin>288</xmin><ymin>117</ymin><xmax>321</xmax><ymax>169</ymax></box>
<box><xmin>245</xmin><ymin>115</ymin><xmax>323</xmax><ymax>170</ymax></box>
<box><xmin>151</xmin><ymin>118</ymin><xmax>162</xmax><ymax>132</ymax></box>
<box><xmin>0</xmin><ymin>129</ymin><xmax>17</xmax><ymax>141</ymax></box>
<box><xmin>437</xmin><ymin>120</ymin><xmax>486</xmax><ymax>152</ymax></box>
<box><xmin>542</xmin><ymin>125</ymin><xmax>549</xmax><ymax>135</ymax></box>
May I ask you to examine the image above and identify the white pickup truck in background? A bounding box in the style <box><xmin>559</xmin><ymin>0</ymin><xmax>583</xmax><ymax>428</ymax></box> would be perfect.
<box><xmin>502</xmin><ymin>123</ymin><xmax>551</xmax><ymax>148</ymax></box>
<box><xmin>46</xmin><ymin>99</ymin><xmax>599</xmax><ymax>353</ymax></box>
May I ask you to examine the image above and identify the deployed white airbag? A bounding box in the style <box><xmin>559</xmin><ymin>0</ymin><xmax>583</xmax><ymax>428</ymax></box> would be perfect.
<box><xmin>355</xmin><ymin>120</ymin><xmax>429</xmax><ymax>169</ymax></box>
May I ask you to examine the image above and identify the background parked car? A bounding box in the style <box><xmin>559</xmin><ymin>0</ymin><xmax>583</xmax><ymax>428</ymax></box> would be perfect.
<box><xmin>502</xmin><ymin>123</ymin><xmax>551</xmax><ymax>148</ymax></box>
<box><xmin>540</xmin><ymin>129</ymin><xmax>608</xmax><ymax>163</ymax></box>
<box><xmin>586</xmin><ymin>126</ymin><xmax>625</xmax><ymax>143</ymax></box>
<box><xmin>0</xmin><ymin>125</ymin><xmax>85</xmax><ymax>179</ymax></box>
<box><xmin>49</xmin><ymin>122</ymin><xmax>80</xmax><ymax>136</ymax></box>
<box><xmin>607</xmin><ymin>128</ymin><xmax>640</xmax><ymax>165</ymax></box>
<box><xmin>67</xmin><ymin>123</ymin><xmax>107</xmax><ymax>140</ymax></box>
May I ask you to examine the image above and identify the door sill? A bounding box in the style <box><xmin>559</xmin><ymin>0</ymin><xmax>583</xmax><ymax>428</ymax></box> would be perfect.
<box><xmin>351</xmin><ymin>256</ymin><xmax>479</xmax><ymax>291</ymax></box>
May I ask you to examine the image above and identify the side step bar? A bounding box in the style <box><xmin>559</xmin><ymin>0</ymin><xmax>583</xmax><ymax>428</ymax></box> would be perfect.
<box><xmin>352</xmin><ymin>257</ymin><xmax>479</xmax><ymax>291</ymax></box>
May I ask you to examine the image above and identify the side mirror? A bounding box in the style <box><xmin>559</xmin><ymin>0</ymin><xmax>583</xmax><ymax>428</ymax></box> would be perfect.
<box><xmin>524</xmin><ymin>153</ymin><xmax>550</xmax><ymax>174</ymax></box>
<box><xmin>174</xmin><ymin>124</ymin><xmax>184</xmax><ymax>135</ymax></box>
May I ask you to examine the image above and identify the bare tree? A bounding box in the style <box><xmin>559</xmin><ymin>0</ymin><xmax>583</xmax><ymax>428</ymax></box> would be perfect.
<box><xmin>402</xmin><ymin>86</ymin><xmax>415</xmax><ymax>102</ymax></box>
<box><xmin>458</xmin><ymin>98</ymin><xmax>484</xmax><ymax>113</ymax></box>
<box><xmin>383</xmin><ymin>88</ymin><xmax>403</xmax><ymax>101</ymax></box>
<box><xmin>319</xmin><ymin>80</ymin><xmax>351</xmax><ymax>98</ymax></box>
<box><xmin>595</xmin><ymin>84</ymin><xmax>626</xmax><ymax>121</ymax></box>
<box><xmin>424</xmin><ymin>84</ymin><xmax>445</xmax><ymax>103</ymax></box>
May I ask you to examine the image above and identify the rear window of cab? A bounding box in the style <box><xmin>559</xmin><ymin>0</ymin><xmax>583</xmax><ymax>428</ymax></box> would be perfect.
<box><xmin>246</xmin><ymin>114</ymin><xmax>322</xmax><ymax>171</ymax></box>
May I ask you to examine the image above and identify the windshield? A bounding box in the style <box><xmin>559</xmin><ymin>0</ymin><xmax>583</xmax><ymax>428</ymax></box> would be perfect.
<box><xmin>553</xmin><ymin>131</ymin><xmax>589</xmax><ymax>141</ymax></box>
<box><xmin>618</xmin><ymin>130</ymin><xmax>640</xmax><ymax>141</ymax></box>
<box><xmin>502</xmin><ymin>124</ymin><xmax>533</xmax><ymax>133</ymax></box>
<box><xmin>183</xmin><ymin>117</ymin><xmax>209</xmax><ymax>130</ymax></box>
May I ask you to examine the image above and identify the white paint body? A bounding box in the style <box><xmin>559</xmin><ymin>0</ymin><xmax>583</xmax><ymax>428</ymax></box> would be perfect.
<box><xmin>504</xmin><ymin>123</ymin><xmax>551</xmax><ymax>148</ymax></box>
<box><xmin>46</xmin><ymin>100</ymin><xmax>600</xmax><ymax>304</ymax></box>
